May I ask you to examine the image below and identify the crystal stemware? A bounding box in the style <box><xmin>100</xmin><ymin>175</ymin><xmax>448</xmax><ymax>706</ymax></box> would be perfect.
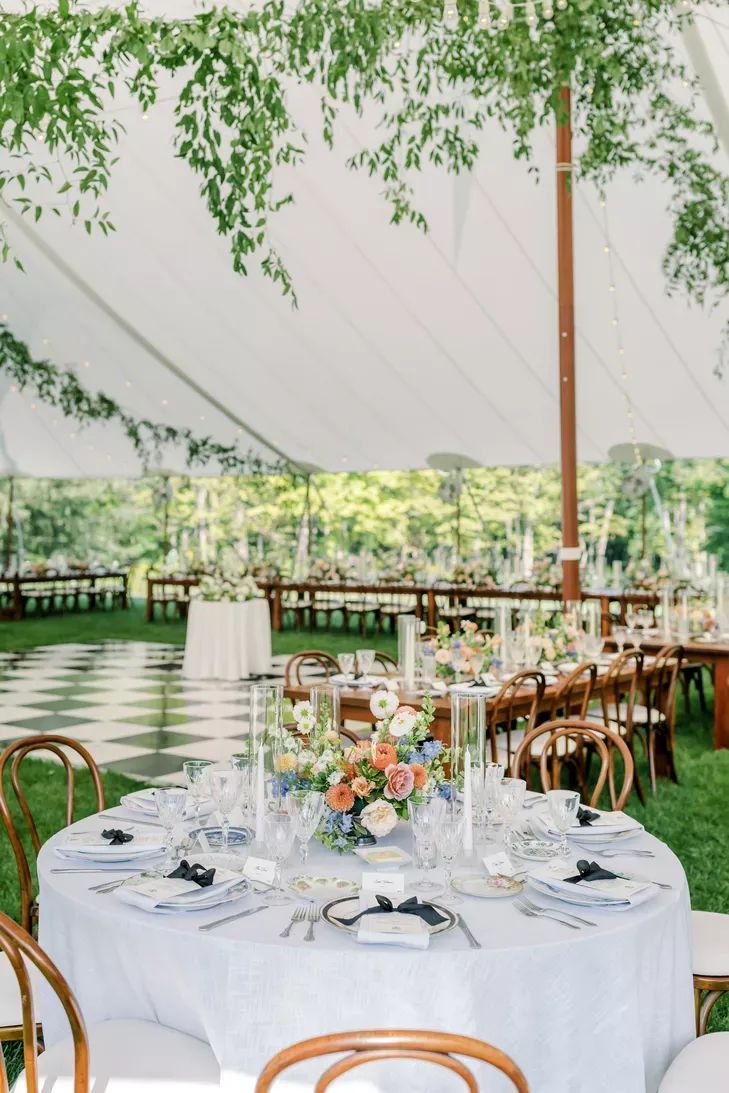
<box><xmin>209</xmin><ymin>768</ymin><xmax>241</xmax><ymax>853</ymax></box>
<box><xmin>230</xmin><ymin>753</ymin><xmax>254</xmax><ymax>824</ymax></box>
<box><xmin>583</xmin><ymin>634</ymin><xmax>605</xmax><ymax>660</ymax></box>
<box><xmin>356</xmin><ymin>648</ymin><xmax>376</xmax><ymax>677</ymax></box>
<box><xmin>435</xmin><ymin>811</ymin><xmax>464</xmax><ymax>905</ymax></box>
<box><xmin>155</xmin><ymin>787</ymin><xmax>187</xmax><ymax>872</ymax></box>
<box><xmin>408</xmin><ymin>796</ymin><xmax>445</xmax><ymax>894</ymax></box>
<box><xmin>612</xmin><ymin>625</ymin><xmax>628</xmax><ymax>655</ymax></box>
<box><xmin>338</xmin><ymin>653</ymin><xmax>355</xmax><ymax>680</ymax></box>
<box><xmin>285</xmin><ymin>789</ymin><xmax>325</xmax><ymax>866</ymax></box>
<box><xmin>496</xmin><ymin>777</ymin><xmax>526</xmax><ymax>850</ymax></box>
<box><xmin>263</xmin><ymin>811</ymin><xmax>296</xmax><ymax>905</ymax></box>
<box><xmin>546</xmin><ymin>789</ymin><xmax>580</xmax><ymax>856</ymax></box>
<box><xmin>182</xmin><ymin>760</ymin><xmax>212</xmax><ymax>828</ymax></box>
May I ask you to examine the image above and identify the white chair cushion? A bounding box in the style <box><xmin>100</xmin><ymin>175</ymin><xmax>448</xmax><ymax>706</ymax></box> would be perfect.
<box><xmin>604</xmin><ymin>702</ymin><xmax>664</xmax><ymax>725</ymax></box>
<box><xmin>12</xmin><ymin>1018</ymin><xmax>220</xmax><ymax>1092</ymax></box>
<box><xmin>0</xmin><ymin>951</ymin><xmax>23</xmax><ymax>1030</ymax></box>
<box><xmin>497</xmin><ymin>728</ymin><xmax>575</xmax><ymax>766</ymax></box>
<box><xmin>658</xmin><ymin>1032</ymin><xmax>729</xmax><ymax>1092</ymax></box>
<box><xmin>692</xmin><ymin>910</ymin><xmax>729</xmax><ymax>978</ymax></box>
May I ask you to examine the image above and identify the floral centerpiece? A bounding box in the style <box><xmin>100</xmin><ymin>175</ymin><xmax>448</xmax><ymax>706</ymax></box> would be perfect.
<box><xmin>280</xmin><ymin>692</ymin><xmax>450</xmax><ymax>852</ymax></box>
<box><xmin>451</xmin><ymin>560</ymin><xmax>497</xmax><ymax>587</ymax></box>
<box><xmin>530</xmin><ymin>558</ymin><xmax>562</xmax><ymax>591</ymax></box>
<box><xmin>428</xmin><ymin>620</ymin><xmax>496</xmax><ymax>681</ymax></box>
<box><xmin>625</xmin><ymin>559</ymin><xmax>672</xmax><ymax>592</ymax></box>
<box><xmin>308</xmin><ymin>558</ymin><xmax>342</xmax><ymax>581</ymax></box>
<box><xmin>514</xmin><ymin>611</ymin><xmax>581</xmax><ymax>664</ymax></box>
<box><xmin>190</xmin><ymin>569</ymin><xmax>259</xmax><ymax>602</ymax></box>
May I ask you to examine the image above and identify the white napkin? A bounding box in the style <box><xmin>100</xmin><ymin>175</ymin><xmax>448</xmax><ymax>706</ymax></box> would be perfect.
<box><xmin>115</xmin><ymin>865</ymin><xmax>243</xmax><ymax>912</ymax></box>
<box><xmin>55</xmin><ymin>828</ymin><xmax>165</xmax><ymax>858</ymax></box>
<box><xmin>354</xmin><ymin>895</ymin><xmax>429</xmax><ymax>949</ymax></box>
<box><xmin>120</xmin><ymin>789</ymin><xmax>208</xmax><ymax>821</ymax></box>
<box><xmin>535</xmin><ymin>808</ymin><xmax>642</xmax><ymax>840</ymax></box>
<box><xmin>529</xmin><ymin>860</ymin><xmax>656</xmax><ymax>909</ymax></box>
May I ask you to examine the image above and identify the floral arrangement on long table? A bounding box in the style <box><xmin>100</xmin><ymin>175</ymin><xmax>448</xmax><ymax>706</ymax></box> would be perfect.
<box><xmin>515</xmin><ymin>610</ymin><xmax>581</xmax><ymax>664</ymax></box>
<box><xmin>428</xmin><ymin>620</ymin><xmax>497</xmax><ymax>680</ymax></box>
<box><xmin>279</xmin><ymin>691</ymin><xmax>450</xmax><ymax>852</ymax></box>
<box><xmin>190</xmin><ymin>570</ymin><xmax>260</xmax><ymax>602</ymax></box>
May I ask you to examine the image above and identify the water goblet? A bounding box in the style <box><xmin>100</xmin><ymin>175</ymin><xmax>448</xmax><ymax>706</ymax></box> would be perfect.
<box><xmin>155</xmin><ymin>787</ymin><xmax>187</xmax><ymax>872</ymax></box>
<box><xmin>263</xmin><ymin>811</ymin><xmax>296</xmax><ymax>905</ymax></box>
<box><xmin>209</xmin><ymin>768</ymin><xmax>241</xmax><ymax>853</ymax></box>
<box><xmin>356</xmin><ymin>648</ymin><xmax>376</xmax><ymax>678</ymax></box>
<box><xmin>612</xmin><ymin>625</ymin><xmax>628</xmax><ymax>655</ymax></box>
<box><xmin>583</xmin><ymin>634</ymin><xmax>605</xmax><ymax>660</ymax></box>
<box><xmin>626</xmin><ymin>627</ymin><xmax>643</xmax><ymax>652</ymax></box>
<box><xmin>408</xmin><ymin>796</ymin><xmax>445</xmax><ymax>893</ymax></box>
<box><xmin>231</xmin><ymin>754</ymin><xmax>254</xmax><ymax>823</ymax></box>
<box><xmin>435</xmin><ymin>811</ymin><xmax>464</xmax><ymax>905</ymax></box>
<box><xmin>338</xmin><ymin>653</ymin><xmax>355</xmax><ymax>680</ymax></box>
<box><xmin>182</xmin><ymin>760</ymin><xmax>212</xmax><ymax>827</ymax></box>
<box><xmin>469</xmin><ymin>652</ymin><xmax>486</xmax><ymax>684</ymax></box>
<box><xmin>496</xmin><ymin>777</ymin><xmax>526</xmax><ymax>850</ymax></box>
<box><xmin>285</xmin><ymin>789</ymin><xmax>325</xmax><ymax>866</ymax></box>
<box><xmin>546</xmin><ymin>789</ymin><xmax>580</xmax><ymax>856</ymax></box>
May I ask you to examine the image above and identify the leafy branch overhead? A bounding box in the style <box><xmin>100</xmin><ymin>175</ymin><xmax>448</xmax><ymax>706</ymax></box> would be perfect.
<box><xmin>0</xmin><ymin>0</ymin><xmax>727</xmax><ymax>323</ymax></box>
<box><xmin>0</xmin><ymin>326</ymin><xmax>283</xmax><ymax>475</ymax></box>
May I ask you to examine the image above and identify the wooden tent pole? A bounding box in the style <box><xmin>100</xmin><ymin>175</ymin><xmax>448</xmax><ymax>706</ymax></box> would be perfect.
<box><xmin>556</xmin><ymin>86</ymin><xmax>581</xmax><ymax>601</ymax></box>
<box><xmin>3</xmin><ymin>476</ymin><xmax>14</xmax><ymax>573</ymax></box>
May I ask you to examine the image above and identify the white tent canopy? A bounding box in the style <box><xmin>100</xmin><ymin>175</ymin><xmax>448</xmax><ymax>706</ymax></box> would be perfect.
<box><xmin>1</xmin><ymin>1</ymin><xmax>728</xmax><ymax>477</ymax></box>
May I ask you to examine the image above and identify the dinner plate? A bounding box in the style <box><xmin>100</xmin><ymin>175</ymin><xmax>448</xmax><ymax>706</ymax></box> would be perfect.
<box><xmin>330</xmin><ymin>674</ymin><xmax>379</xmax><ymax>688</ymax></box>
<box><xmin>187</xmin><ymin>825</ymin><xmax>252</xmax><ymax>849</ymax></box>
<box><xmin>322</xmin><ymin>896</ymin><xmax>457</xmax><ymax>936</ymax></box>
<box><xmin>287</xmin><ymin>874</ymin><xmax>360</xmax><ymax>901</ymax></box>
<box><xmin>509</xmin><ymin>836</ymin><xmax>561</xmax><ymax>862</ymax></box>
<box><xmin>451</xmin><ymin>873</ymin><xmax>523</xmax><ymax>898</ymax></box>
<box><xmin>528</xmin><ymin>877</ymin><xmax>629</xmax><ymax>908</ymax></box>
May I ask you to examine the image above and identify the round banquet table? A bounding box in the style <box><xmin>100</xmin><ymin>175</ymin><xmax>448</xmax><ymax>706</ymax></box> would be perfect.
<box><xmin>182</xmin><ymin>598</ymin><xmax>272</xmax><ymax>681</ymax></box>
<box><xmin>37</xmin><ymin>812</ymin><xmax>695</xmax><ymax>1093</ymax></box>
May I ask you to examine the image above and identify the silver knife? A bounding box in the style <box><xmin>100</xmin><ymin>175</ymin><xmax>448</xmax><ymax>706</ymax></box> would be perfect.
<box><xmin>199</xmin><ymin>904</ymin><xmax>267</xmax><ymax>932</ymax></box>
<box><xmin>457</xmin><ymin>915</ymin><xmax>482</xmax><ymax>949</ymax></box>
<box><xmin>51</xmin><ymin>868</ymin><xmax>139</xmax><ymax>874</ymax></box>
<box><xmin>98</xmin><ymin>812</ymin><xmax>166</xmax><ymax>828</ymax></box>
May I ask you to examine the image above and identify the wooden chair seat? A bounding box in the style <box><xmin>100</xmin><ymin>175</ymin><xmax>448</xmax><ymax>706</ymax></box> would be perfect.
<box><xmin>12</xmin><ymin>1017</ymin><xmax>220</xmax><ymax>1092</ymax></box>
<box><xmin>658</xmin><ymin>1032</ymin><xmax>729</xmax><ymax>1092</ymax></box>
<box><xmin>498</xmin><ymin>726</ymin><xmax>577</xmax><ymax>767</ymax></box>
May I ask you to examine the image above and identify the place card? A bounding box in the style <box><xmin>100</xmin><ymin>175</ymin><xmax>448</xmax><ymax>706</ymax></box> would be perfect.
<box><xmin>243</xmin><ymin>856</ymin><xmax>276</xmax><ymax>886</ymax></box>
<box><xmin>483</xmin><ymin>851</ymin><xmax>516</xmax><ymax>878</ymax></box>
<box><xmin>361</xmin><ymin>872</ymin><xmax>405</xmax><ymax>895</ymax></box>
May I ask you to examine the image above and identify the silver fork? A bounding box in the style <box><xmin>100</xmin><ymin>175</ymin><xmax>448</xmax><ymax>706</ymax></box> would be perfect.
<box><xmin>304</xmin><ymin>902</ymin><xmax>321</xmax><ymax>942</ymax></box>
<box><xmin>519</xmin><ymin>894</ymin><xmax>597</xmax><ymax>928</ymax></box>
<box><xmin>513</xmin><ymin>898</ymin><xmax>580</xmax><ymax>930</ymax></box>
<box><xmin>592</xmin><ymin>848</ymin><xmax>655</xmax><ymax>859</ymax></box>
<box><xmin>280</xmin><ymin>905</ymin><xmax>307</xmax><ymax>938</ymax></box>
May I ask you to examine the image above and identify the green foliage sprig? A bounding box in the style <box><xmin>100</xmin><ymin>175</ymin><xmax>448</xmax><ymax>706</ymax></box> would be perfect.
<box><xmin>0</xmin><ymin>325</ymin><xmax>283</xmax><ymax>475</ymax></box>
<box><xmin>0</xmin><ymin>0</ymin><xmax>726</xmax><ymax>332</ymax></box>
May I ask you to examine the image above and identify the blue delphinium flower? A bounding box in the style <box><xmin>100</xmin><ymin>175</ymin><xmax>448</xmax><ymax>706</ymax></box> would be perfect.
<box><xmin>421</xmin><ymin>739</ymin><xmax>443</xmax><ymax>761</ymax></box>
<box><xmin>340</xmin><ymin>813</ymin><xmax>354</xmax><ymax>834</ymax></box>
<box><xmin>437</xmin><ymin>782</ymin><xmax>453</xmax><ymax>801</ymax></box>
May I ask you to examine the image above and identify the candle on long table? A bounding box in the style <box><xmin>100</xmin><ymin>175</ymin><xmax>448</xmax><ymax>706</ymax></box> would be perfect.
<box><xmin>463</xmin><ymin>750</ymin><xmax>473</xmax><ymax>854</ymax></box>
<box><xmin>255</xmin><ymin>743</ymin><xmax>265</xmax><ymax>844</ymax></box>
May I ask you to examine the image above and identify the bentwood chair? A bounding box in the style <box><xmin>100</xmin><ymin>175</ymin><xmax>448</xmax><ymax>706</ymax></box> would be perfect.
<box><xmin>597</xmin><ymin>648</ymin><xmax>646</xmax><ymax>802</ymax></box>
<box><xmin>547</xmin><ymin>661</ymin><xmax>598</xmax><ymax>721</ymax></box>
<box><xmin>692</xmin><ymin>911</ymin><xmax>729</xmax><ymax>1035</ymax></box>
<box><xmin>658</xmin><ymin>1031</ymin><xmax>729</xmax><ymax>1091</ymax></box>
<box><xmin>490</xmin><ymin>669</ymin><xmax>546</xmax><ymax>769</ymax></box>
<box><xmin>372</xmin><ymin>649</ymin><xmax>398</xmax><ymax>673</ymax></box>
<box><xmin>511</xmin><ymin>719</ymin><xmax>634</xmax><ymax>811</ymax></box>
<box><xmin>284</xmin><ymin>651</ymin><xmax>340</xmax><ymax>686</ymax></box>
<box><xmin>0</xmin><ymin>912</ymin><xmax>220</xmax><ymax>1093</ymax></box>
<box><xmin>254</xmin><ymin>1030</ymin><xmax>529</xmax><ymax>1091</ymax></box>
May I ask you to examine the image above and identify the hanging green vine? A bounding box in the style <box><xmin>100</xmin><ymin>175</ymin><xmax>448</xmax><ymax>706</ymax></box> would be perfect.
<box><xmin>0</xmin><ymin>0</ymin><xmax>726</xmax><ymax>329</ymax></box>
<box><xmin>0</xmin><ymin>325</ymin><xmax>284</xmax><ymax>475</ymax></box>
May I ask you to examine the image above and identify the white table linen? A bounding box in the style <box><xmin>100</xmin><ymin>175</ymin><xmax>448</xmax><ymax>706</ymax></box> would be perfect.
<box><xmin>37</xmin><ymin>814</ymin><xmax>694</xmax><ymax>1093</ymax></box>
<box><xmin>182</xmin><ymin>599</ymin><xmax>271</xmax><ymax>681</ymax></box>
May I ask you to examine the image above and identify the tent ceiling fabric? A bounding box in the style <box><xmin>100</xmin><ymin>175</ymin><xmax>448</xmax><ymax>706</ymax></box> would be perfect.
<box><xmin>0</xmin><ymin>2</ymin><xmax>728</xmax><ymax>477</ymax></box>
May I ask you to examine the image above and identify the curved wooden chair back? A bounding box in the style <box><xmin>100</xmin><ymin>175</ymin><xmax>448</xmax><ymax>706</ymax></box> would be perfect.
<box><xmin>511</xmin><ymin>719</ymin><xmax>634</xmax><ymax>810</ymax></box>
<box><xmin>548</xmin><ymin>661</ymin><xmax>598</xmax><ymax>721</ymax></box>
<box><xmin>284</xmin><ymin>651</ymin><xmax>340</xmax><ymax>686</ymax></box>
<box><xmin>373</xmin><ymin>650</ymin><xmax>398</xmax><ymax>672</ymax></box>
<box><xmin>599</xmin><ymin>648</ymin><xmax>644</xmax><ymax>739</ymax></box>
<box><xmin>0</xmin><ymin>911</ymin><xmax>89</xmax><ymax>1093</ymax></box>
<box><xmin>254</xmin><ymin>1029</ymin><xmax>529</xmax><ymax>1092</ymax></box>
<box><xmin>488</xmin><ymin>669</ymin><xmax>545</xmax><ymax>764</ymax></box>
<box><xmin>648</xmin><ymin>643</ymin><xmax>683</xmax><ymax>729</ymax></box>
<box><xmin>0</xmin><ymin>736</ymin><xmax>104</xmax><ymax>935</ymax></box>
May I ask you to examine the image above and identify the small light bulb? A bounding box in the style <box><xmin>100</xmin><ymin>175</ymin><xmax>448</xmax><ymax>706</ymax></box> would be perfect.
<box><xmin>83</xmin><ymin>360</ymin><xmax>91</xmax><ymax>368</ymax></box>
<box><xmin>611</xmin><ymin>318</ymin><xmax>618</xmax><ymax>327</ymax></box>
<box><xmin>161</xmin><ymin>398</ymin><xmax>168</xmax><ymax>406</ymax></box>
<box><xmin>478</xmin><ymin>0</ymin><xmax>491</xmax><ymax>28</ymax></box>
<box><xmin>525</xmin><ymin>0</ymin><xmax>537</xmax><ymax>25</ymax></box>
<box><xmin>556</xmin><ymin>0</ymin><xmax>567</xmax><ymax>9</ymax></box>
<box><xmin>10</xmin><ymin>385</ymin><xmax>17</xmax><ymax>393</ymax></box>
<box><xmin>497</xmin><ymin>1</ymin><xmax>513</xmax><ymax>28</ymax></box>
<box><xmin>603</xmin><ymin>245</ymin><xmax>610</xmax><ymax>253</ymax></box>
<box><xmin>442</xmin><ymin>0</ymin><xmax>459</xmax><ymax>29</ymax></box>
<box><xmin>542</xmin><ymin>0</ymin><xmax>554</xmax><ymax>15</ymax></box>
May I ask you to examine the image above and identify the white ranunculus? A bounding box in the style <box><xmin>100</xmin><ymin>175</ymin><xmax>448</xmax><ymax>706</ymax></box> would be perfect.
<box><xmin>327</xmin><ymin>770</ymin><xmax>344</xmax><ymax>786</ymax></box>
<box><xmin>369</xmin><ymin>690</ymin><xmax>399</xmax><ymax>719</ymax></box>
<box><xmin>388</xmin><ymin>710</ymin><xmax>417</xmax><ymax>738</ymax></box>
<box><xmin>359</xmin><ymin>799</ymin><xmax>398</xmax><ymax>838</ymax></box>
<box><xmin>292</xmin><ymin>700</ymin><xmax>313</xmax><ymax>724</ymax></box>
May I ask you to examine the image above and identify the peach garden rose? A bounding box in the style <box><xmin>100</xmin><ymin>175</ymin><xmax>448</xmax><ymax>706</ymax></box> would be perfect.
<box><xmin>383</xmin><ymin>762</ymin><xmax>415</xmax><ymax>801</ymax></box>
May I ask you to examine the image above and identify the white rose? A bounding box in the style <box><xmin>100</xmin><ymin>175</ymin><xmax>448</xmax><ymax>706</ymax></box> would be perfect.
<box><xmin>293</xmin><ymin>701</ymin><xmax>313</xmax><ymax>725</ymax></box>
<box><xmin>297</xmin><ymin>748</ymin><xmax>314</xmax><ymax>768</ymax></box>
<box><xmin>369</xmin><ymin>690</ymin><xmax>399</xmax><ymax>719</ymax></box>
<box><xmin>327</xmin><ymin>771</ymin><xmax>344</xmax><ymax>786</ymax></box>
<box><xmin>359</xmin><ymin>799</ymin><xmax>398</xmax><ymax>839</ymax></box>
<box><xmin>388</xmin><ymin>710</ymin><xmax>417</xmax><ymax>738</ymax></box>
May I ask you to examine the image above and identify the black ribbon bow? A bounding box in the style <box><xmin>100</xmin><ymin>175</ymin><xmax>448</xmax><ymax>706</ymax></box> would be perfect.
<box><xmin>577</xmin><ymin>807</ymin><xmax>600</xmax><ymax>827</ymax></box>
<box><xmin>565</xmin><ymin>859</ymin><xmax>619</xmax><ymax>884</ymax></box>
<box><xmin>335</xmin><ymin>894</ymin><xmax>448</xmax><ymax>928</ymax></box>
<box><xmin>101</xmin><ymin>828</ymin><xmax>133</xmax><ymax>846</ymax></box>
<box><xmin>167</xmin><ymin>860</ymin><xmax>216</xmax><ymax>888</ymax></box>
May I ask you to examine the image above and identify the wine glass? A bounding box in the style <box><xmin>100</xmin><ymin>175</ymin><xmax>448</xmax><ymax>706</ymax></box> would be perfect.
<box><xmin>183</xmin><ymin>760</ymin><xmax>212</xmax><ymax>827</ymax></box>
<box><xmin>469</xmin><ymin>652</ymin><xmax>485</xmax><ymax>684</ymax></box>
<box><xmin>419</xmin><ymin>643</ymin><xmax>437</xmax><ymax>684</ymax></box>
<box><xmin>407</xmin><ymin>796</ymin><xmax>445</xmax><ymax>894</ymax></box>
<box><xmin>155</xmin><ymin>788</ymin><xmax>187</xmax><ymax>872</ymax></box>
<box><xmin>356</xmin><ymin>648</ymin><xmax>376</xmax><ymax>678</ymax></box>
<box><xmin>482</xmin><ymin>762</ymin><xmax>504</xmax><ymax>841</ymax></box>
<box><xmin>263</xmin><ymin>811</ymin><xmax>296</xmax><ymax>905</ymax></box>
<box><xmin>435</xmin><ymin>811</ymin><xmax>464</xmax><ymax>905</ymax></box>
<box><xmin>583</xmin><ymin>634</ymin><xmax>604</xmax><ymax>659</ymax></box>
<box><xmin>612</xmin><ymin>625</ymin><xmax>628</xmax><ymax>655</ymax></box>
<box><xmin>209</xmin><ymin>769</ymin><xmax>241</xmax><ymax>853</ymax></box>
<box><xmin>285</xmin><ymin>789</ymin><xmax>325</xmax><ymax>866</ymax></box>
<box><xmin>496</xmin><ymin>777</ymin><xmax>526</xmax><ymax>849</ymax></box>
<box><xmin>231</xmin><ymin>754</ymin><xmax>254</xmax><ymax>823</ymax></box>
<box><xmin>547</xmin><ymin>789</ymin><xmax>580</xmax><ymax>856</ymax></box>
<box><xmin>338</xmin><ymin>653</ymin><xmax>355</xmax><ymax>680</ymax></box>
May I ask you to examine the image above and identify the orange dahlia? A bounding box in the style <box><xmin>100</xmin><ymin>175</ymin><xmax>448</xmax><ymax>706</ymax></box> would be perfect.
<box><xmin>410</xmin><ymin>763</ymin><xmax>428</xmax><ymax>789</ymax></box>
<box><xmin>325</xmin><ymin>783</ymin><xmax>355</xmax><ymax>812</ymax></box>
<box><xmin>371</xmin><ymin>742</ymin><xmax>398</xmax><ymax>771</ymax></box>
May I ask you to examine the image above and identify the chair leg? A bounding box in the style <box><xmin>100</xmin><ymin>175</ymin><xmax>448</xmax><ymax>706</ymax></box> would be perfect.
<box><xmin>695</xmin><ymin>668</ymin><xmax>708</xmax><ymax>715</ymax></box>
<box><xmin>680</xmin><ymin>673</ymin><xmax>691</xmax><ymax>717</ymax></box>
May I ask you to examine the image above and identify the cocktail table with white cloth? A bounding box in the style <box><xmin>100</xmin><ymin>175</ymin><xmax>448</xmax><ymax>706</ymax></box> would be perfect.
<box><xmin>37</xmin><ymin>809</ymin><xmax>694</xmax><ymax>1093</ymax></box>
<box><xmin>182</xmin><ymin>598</ymin><xmax>272</xmax><ymax>681</ymax></box>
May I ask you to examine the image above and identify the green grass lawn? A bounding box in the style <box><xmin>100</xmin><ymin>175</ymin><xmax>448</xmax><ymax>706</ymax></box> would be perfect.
<box><xmin>1</xmin><ymin>611</ymin><xmax>728</xmax><ymax>1080</ymax></box>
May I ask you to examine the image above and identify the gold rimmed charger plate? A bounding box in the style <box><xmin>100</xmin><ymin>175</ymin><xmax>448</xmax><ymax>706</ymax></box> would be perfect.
<box><xmin>321</xmin><ymin>896</ymin><xmax>457</xmax><ymax>937</ymax></box>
